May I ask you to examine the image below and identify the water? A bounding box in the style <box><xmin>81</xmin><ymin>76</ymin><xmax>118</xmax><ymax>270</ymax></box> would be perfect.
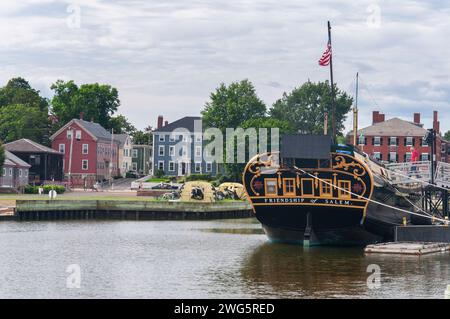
<box><xmin>0</xmin><ymin>218</ymin><xmax>449</xmax><ymax>299</ymax></box>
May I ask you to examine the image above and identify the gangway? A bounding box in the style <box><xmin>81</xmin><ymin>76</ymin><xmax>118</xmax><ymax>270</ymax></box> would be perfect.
<box><xmin>436</xmin><ymin>161</ymin><xmax>450</xmax><ymax>189</ymax></box>
<box><xmin>385</xmin><ymin>161</ymin><xmax>432</xmax><ymax>186</ymax></box>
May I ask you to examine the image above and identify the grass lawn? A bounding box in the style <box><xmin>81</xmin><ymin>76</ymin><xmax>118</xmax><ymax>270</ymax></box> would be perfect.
<box><xmin>144</xmin><ymin>178</ymin><xmax>171</xmax><ymax>183</ymax></box>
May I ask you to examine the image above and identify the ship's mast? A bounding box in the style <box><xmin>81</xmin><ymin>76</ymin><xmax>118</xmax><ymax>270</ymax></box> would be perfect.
<box><xmin>353</xmin><ymin>72</ymin><xmax>359</xmax><ymax>146</ymax></box>
<box><xmin>327</xmin><ymin>21</ymin><xmax>337</xmax><ymax>142</ymax></box>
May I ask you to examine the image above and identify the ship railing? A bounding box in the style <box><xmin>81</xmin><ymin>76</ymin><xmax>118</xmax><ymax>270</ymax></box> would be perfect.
<box><xmin>385</xmin><ymin>161</ymin><xmax>432</xmax><ymax>185</ymax></box>
<box><xmin>436</xmin><ymin>162</ymin><xmax>450</xmax><ymax>188</ymax></box>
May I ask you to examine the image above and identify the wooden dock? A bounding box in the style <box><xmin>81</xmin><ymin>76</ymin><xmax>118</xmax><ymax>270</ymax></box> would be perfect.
<box><xmin>365</xmin><ymin>242</ymin><xmax>450</xmax><ymax>255</ymax></box>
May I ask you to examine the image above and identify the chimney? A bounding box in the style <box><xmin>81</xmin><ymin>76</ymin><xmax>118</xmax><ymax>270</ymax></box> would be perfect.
<box><xmin>79</xmin><ymin>112</ymin><xmax>84</xmax><ymax>120</ymax></box>
<box><xmin>157</xmin><ymin>115</ymin><xmax>163</xmax><ymax>129</ymax></box>
<box><xmin>164</xmin><ymin>120</ymin><xmax>168</xmax><ymax>126</ymax></box>
<box><xmin>413</xmin><ymin>113</ymin><xmax>421</xmax><ymax>124</ymax></box>
<box><xmin>433</xmin><ymin>110</ymin><xmax>440</xmax><ymax>134</ymax></box>
<box><xmin>372</xmin><ymin>111</ymin><xmax>385</xmax><ymax>125</ymax></box>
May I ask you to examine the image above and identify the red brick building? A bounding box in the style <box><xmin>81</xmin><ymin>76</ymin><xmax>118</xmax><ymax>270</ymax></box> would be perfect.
<box><xmin>348</xmin><ymin>111</ymin><xmax>448</xmax><ymax>163</ymax></box>
<box><xmin>50</xmin><ymin>118</ymin><xmax>120</xmax><ymax>187</ymax></box>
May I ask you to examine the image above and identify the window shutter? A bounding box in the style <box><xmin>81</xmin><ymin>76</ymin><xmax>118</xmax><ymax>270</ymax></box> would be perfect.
<box><xmin>396</xmin><ymin>137</ymin><xmax>399</xmax><ymax>146</ymax></box>
<box><xmin>372</xmin><ymin>137</ymin><xmax>374</xmax><ymax>146</ymax></box>
<box><xmin>380</xmin><ymin>137</ymin><xmax>383</xmax><ymax>146</ymax></box>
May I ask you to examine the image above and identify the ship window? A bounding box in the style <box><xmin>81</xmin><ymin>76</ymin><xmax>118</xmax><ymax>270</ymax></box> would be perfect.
<box><xmin>283</xmin><ymin>178</ymin><xmax>295</xmax><ymax>196</ymax></box>
<box><xmin>320</xmin><ymin>179</ymin><xmax>333</xmax><ymax>197</ymax></box>
<box><xmin>338</xmin><ymin>180</ymin><xmax>351</xmax><ymax>199</ymax></box>
<box><xmin>301</xmin><ymin>178</ymin><xmax>314</xmax><ymax>197</ymax></box>
<box><xmin>265</xmin><ymin>179</ymin><xmax>278</xmax><ymax>196</ymax></box>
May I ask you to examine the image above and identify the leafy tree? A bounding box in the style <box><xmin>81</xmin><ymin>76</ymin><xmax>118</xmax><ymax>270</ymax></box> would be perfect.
<box><xmin>0</xmin><ymin>142</ymin><xmax>5</xmax><ymax>172</ymax></box>
<box><xmin>269</xmin><ymin>81</ymin><xmax>353</xmax><ymax>136</ymax></box>
<box><xmin>0</xmin><ymin>77</ymin><xmax>49</xmax><ymax>112</ymax></box>
<box><xmin>444</xmin><ymin>130</ymin><xmax>450</xmax><ymax>141</ymax></box>
<box><xmin>202</xmin><ymin>79</ymin><xmax>266</xmax><ymax>131</ymax></box>
<box><xmin>109</xmin><ymin>115</ymin><xmax>137</xmax><ymax>135</ymax></box>
<box><xmin>132</xmin><ymin>126</ymin><xmax>153</xmax><ymax>145</ymax></box>
<box><xmin>50</xmin><ymin>80</ymin><xmax>120</xmax><ymax>130</ymax></box>
<box><xmin>0</xmin><ymin>104</ymin><xmax>49</xmax><ymax>143</ymax></box>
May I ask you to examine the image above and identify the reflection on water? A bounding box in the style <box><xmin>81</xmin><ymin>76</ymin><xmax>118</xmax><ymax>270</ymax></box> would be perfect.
<box><xmin>0</xmin><ymin>219</ymin><xmax>448</xmax><ymax>298</ymax></box>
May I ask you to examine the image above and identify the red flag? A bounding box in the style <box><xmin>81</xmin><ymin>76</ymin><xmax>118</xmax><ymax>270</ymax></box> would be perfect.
<box><xmin>318</xmin><ymin>42</ymin><xmax>332</xmax><ymax>66</ymax></box>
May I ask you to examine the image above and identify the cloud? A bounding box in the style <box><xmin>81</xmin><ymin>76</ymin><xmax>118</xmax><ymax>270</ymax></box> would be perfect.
<box><xmin>0</xmin><ymin>0</ymin><xmax>448</xmax><ymax>133</ymax></box>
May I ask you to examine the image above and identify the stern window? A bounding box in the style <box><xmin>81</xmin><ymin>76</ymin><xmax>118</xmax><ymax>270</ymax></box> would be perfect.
<box><xmin>283</xmin><ymin>178</ymin><xmax>296</xmax><ymax>196</ymax></box>
<box><xmin>320</xmin><ymin>179</ymin><xmax>333</xmax><ymax>197</ymax></box>
<box><xmin>338</xmin><ymin>180</ymin><xmax>351</xmax><ymax>199</ymax></box>
<box><xmin>265</xmin><ymin>179</ymin><xmax>278</xmax><ymax>197</ymax></box>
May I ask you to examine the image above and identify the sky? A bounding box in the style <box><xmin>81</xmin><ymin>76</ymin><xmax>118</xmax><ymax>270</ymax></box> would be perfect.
<box><xmin>0</xmin><ymin>0</ymin><xmax>449</xmax><ymax>134</ymax></box>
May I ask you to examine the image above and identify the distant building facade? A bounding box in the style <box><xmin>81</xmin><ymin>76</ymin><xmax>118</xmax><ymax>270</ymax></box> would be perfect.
<box><xmin>114</xmin><ymin>134</ymin><xmax>133</xmax><ymax>177</ymax></box>
<box><xmin>50</xmin><ymin>117</ymin><xmax>120</xmax><ymax>187</ymax></box>
<box><xmin>348</xmin><ymin>111</ymin><xmax>447</xmax><ymax>163</ymax></box>
<box><xmin>131</xmin><ymin>144</ymin><xmax>152</xmax><ymax>177</ymax></box>
<box><xmin>152</xmin><ymin>115</ymin><xmax>219</xmax><ymax>177</ymax></box>
<box><xmin>4</xmin><ymin>139</ymin><xmax>64</xmax><ymax>184</ymax></box>
<box><xmin>0</xmin><ymin>150</ymin><xmax>30</xmax><ymax>189</ymax></box>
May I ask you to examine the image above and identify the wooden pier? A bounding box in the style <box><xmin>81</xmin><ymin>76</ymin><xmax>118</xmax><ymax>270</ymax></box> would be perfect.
<box><xmin>365</xmin><ymin>242</ymin><xmax>450</xmax><ymax>255</ymax></box>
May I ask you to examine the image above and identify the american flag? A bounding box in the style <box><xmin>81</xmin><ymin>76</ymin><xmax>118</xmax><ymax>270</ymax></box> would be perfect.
<box><xmin>318</xmin><ymin>42</ymin><xmax>332</xmax><ymax>66</ymax></box>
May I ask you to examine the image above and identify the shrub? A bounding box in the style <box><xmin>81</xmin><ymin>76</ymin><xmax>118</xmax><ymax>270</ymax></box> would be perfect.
<box><xmin>154</xmin><ymin>169</ymin><xmax>165</xmax><ymax>178</ymax></box>
<box><xmin>24</xmin><ymin>185</ymin><xmax>66</xmax><ymax>194</ymax></box>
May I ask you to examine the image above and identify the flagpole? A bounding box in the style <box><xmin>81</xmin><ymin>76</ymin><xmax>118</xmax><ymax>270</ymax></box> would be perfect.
<box><xmin>327</xmin><ymin>21</ymin><xmax>336</xmax><ymax>142</ymax></box>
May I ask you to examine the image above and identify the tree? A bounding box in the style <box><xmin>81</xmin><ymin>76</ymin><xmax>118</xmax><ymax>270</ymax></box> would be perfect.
<box><xmin>0</xmin><ymin>142</ymin><xmax>5</xmax><ymax>172</ymax></box>
<box><xmin>269</xmin><ymin>81</ymin><xmax>353</xmax><ymax>136</ymax></box>
<box><xmin>0</xmin><ymin>104</ymin><xmax>49</xmax><ymax>143</ymax></box>
<box><xmin>444</xmin><ymin>130</ymin><xmax>450</xmax><ymax>141</ymax></box>
<box><xmin>202</xmin><ymin>79</ymin><xmax>266</xmax><ymax>131</ymax></box>
<box><xmin>109</xmin><ymin>115</ymin><xmax>137</xmax><ymax>135</ymax></box>
<box><xmin>132</xmin><ymin>126</ymin><xmax>153</xmax><ymax>145</ymax></box>
<box><xmin>0</xmin><ymin>77</ymin><xmax>49</xmax><ymax>112</ymax></box>
<box><xmin>50</xmin><ymin>80</ymin><xmax>120</xmax><ymax>130</ymax></box>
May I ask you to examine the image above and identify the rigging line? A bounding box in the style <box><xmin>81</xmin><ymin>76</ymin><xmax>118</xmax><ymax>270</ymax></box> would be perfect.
<box><xmin>383</xmin><ymin>164</ymin><xmax>450</xmax><ymax>192</ymax></box>
<box><xmin>357</xmin><ymin>75</ymin><xmax>381</xmax><ymax>110</ymax></box>
<box><xmin>293</xmin><ymin>166</ymin><xmax>449</xmax><ymax>224</ymax></box>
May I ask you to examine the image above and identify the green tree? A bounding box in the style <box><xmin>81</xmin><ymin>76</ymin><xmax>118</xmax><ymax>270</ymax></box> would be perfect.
<box><xmin>444</xmin><ymin>130</ymin><xmax>450</xmax><ymax>141</ymax></box>
<box><xmin>109</xmin><ymin>115</ymin><xmax>137</xmax><ymax>135</ymax></box>
<box><xmin>0</xmin><ymin>104</ymin><xmax>49</xmax><ymax>143</ymax></box>
<box><xmin>0</xmin><ymin>77</ymin><xmax>49</xmax><ymax>112</ymax></box>
<box><xmin>50</xmin><ymin>80</ymin><xmax>120</xmax><ymax>130</ymax></box>
<box><xmin>202</xmin><ymin>79</ymin><xmax>266</xmax><ymax>131</ymax></box>
<box><xmin>269</xmin><ymin>81</ymin><xmax>353</xmax><ymax>136</ymax></box>
<box><xmin>202</xmin><ymin>80</ymin><xmax>268</xmax><ymax>181</ymax></box>
<box><xmin>132</xmin><ymin>126</ymin><xmax>153</xmax><ymax>145</ymax></box>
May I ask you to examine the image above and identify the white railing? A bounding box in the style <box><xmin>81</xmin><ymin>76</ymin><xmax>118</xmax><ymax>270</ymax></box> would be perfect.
<box><xmin>436</xmin><ymin>162</ymin><xmax>450</xmax><ymax>188</ymax></box>
<box><xmin>385</xmin><ymin>161</ymin><xmax>432</xmax><ymax>185</ymax></box>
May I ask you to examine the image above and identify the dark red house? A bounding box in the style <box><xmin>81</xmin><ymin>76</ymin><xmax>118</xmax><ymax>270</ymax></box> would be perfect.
<box><xmin>50</xmin><ymin>117</ymin><xmax>120</xmax><ymax>187</ymax></box>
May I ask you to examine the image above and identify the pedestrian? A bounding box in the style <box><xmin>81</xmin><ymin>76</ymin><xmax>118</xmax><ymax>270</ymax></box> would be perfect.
<box><xmin>410</xmin><ymin>146</ymin><xmax>419</xmax><ymax>177</ymax></box>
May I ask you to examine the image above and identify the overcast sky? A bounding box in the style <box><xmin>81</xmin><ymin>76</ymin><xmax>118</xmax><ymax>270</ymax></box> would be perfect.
<box><xmin>0</xmin><ymin>0</ymin><xmax>449</xmax><ymax>134</ymax></box>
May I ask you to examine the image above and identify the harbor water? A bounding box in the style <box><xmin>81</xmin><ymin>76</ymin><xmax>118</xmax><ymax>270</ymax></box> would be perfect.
<box><xmin>0</xmin><ymin>218</ymin><xmax>449</xmax><ymax>299</ymax></box>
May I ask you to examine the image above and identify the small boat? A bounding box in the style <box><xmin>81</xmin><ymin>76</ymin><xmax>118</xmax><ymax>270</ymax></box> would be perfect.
<box><xmin>242</xmin><ymin>134</ymin><xmax>423</xmax><ymax>246</ymax></box>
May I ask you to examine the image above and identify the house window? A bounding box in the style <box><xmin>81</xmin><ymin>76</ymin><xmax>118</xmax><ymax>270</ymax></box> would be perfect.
<box><xmin>132</xmin><ymin>162</ymin><xmax>137</xmax><ymax>171</ymax></box>
<box><xmin>404</xmin><ymin>152</ymin><xmax>412</xmax><ymax>162</ymax></box>
<box><xmin>158</xmin><ymin>161</ymin><xmax>164</xmax><ymax>171</ymax></box>
<box><xmin>422</xmin><ymin>138</ymin><xmax>428</xmax><ymax>147</ymax></box>
<box><xmin>67</xmin><ymin>130</ymin><xmax>73</xmax><ymax>139</ymax></box>
<box><xmin>421</xmin><ymin>153</ymin><xmax>429</xmax><ymax>161</ymax></box>
<box><xmin>76</xmin><ymin>130</ymin><xmax>82</xmax><ymax>140</ymax></box>
<box><xmin>338</xmin><ymin>181</ymin><xmax>351</xmax><ymax>199</ymax></box>
<box><xmin>195</xmin><ymin>162</ymin><xmax>201</xmax><ymax>173</ymax></box>
<box><xmin>283</xmin><ymin>178</ymin><xmax>296</xmax><ymax>196</ymax></box>
<box><xmin>29</xmin><ymin>155</ymin><xmax>40</xmax><ymax>165</ymax></box>
<box><xmin>169</xmin><ymin>161</ymin><xmax>175</xmax><ymax>172</ymax></box>
<box><xmin>132</xmin><ymin>149</ymin><xmax>138</xmax><ymax>158</ymax></box>
<box><xmin>169</xmin><ymin>134</ymin><xmax>175</xmax><ymax>142</ymax></box>
<box><xmin>19</xmin><ymin>169</ymin><xmax>22</xmax><ymax>177</ymax></box>
<box><xmin>25</xmin><ymin>170</ymin><xmax>28</xmax><ymax>177</ymax></box>
<box><xmin>301</xmin><ymin>178</ymin><xmax>314</xmax><ymax>197</ymax></box>
<box><xmin>82</xmin><ymin>144</ymin><xmax>89</xmax><ymax>154</ymax></box>
<box><xmin>389</xmin><ymin>137</ymin><xmax>397</xmax><ymax>146</ymax></box>
<box><xmin>169</xmin><ymin>146</ymin><xmax>175</xmax><ymax>156</ymax></box>
<box><xmin>389</xmin><ymin>152</ymin><xmax>397</xmax><ymax>162</ymax></box>
<box><xmin>159</xmin><ymin>134</ymin><xmax>165</xmax><ymax>142</ymax></box>
<box><xmin>195</xmin><ymin>146</ymin><xmax>202</xmax><ymax>157</ymax></box>
<box><xmin>405</xmin><ymin>137</ymin><xmax>413</xmax><ymax>146</ymax></box>
<box><xmin>373</xmin><ymin>152</ymin><xmax>381</xmax><ymax>161</ymax></box>
<box><xmin>158</xmin><ymin>146</ymin><xmax>165</xmax><ymax>156</ymax></box>
<box><xmin>9</xmin><ymin>168</ymin><xmax>12</xmax><ymax>176</ymax></box>
<box><xmin>206</xmin><ymin>162</ymin><xmax>212</xmax><ymax>172</ymax></box>
<box><xmin>195</xmin><ymin>134</ymin><xmax>202</xmax><ymax>142</ymax></box>
<box><xmin>82</xmin><ymin>160</ymin><xmax>88</xmax><ymax>170</ymax></box>
<box><xmin>3</xmin><ymin>168</ymin><xmax>6</xmax><ymax>176</ymax></box>
<box><xmin>264</xmin><ymin>179</ymin><xmax>278</xmax><ymax>196</ymax></box>
<box><xmin>320</xmin><ymin>179</ymin><xmax>333</xmax><ymax>197</ymax></box>
<box><xmin>374</xmin><ymin>136</ymin><xmax>381</xmax><ymax>146</ymax></box>
<box><xmin>59</xmin><ymin>144</ymin><xmax>65</xmax><ymax>154</ymax></box>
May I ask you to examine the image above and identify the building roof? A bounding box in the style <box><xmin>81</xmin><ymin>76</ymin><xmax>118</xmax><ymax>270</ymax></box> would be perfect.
<box><xmin>4</xmin><ymin>150</ymin><xmax>31</xmax><ymax>168</ymax></box>
<box><xmin>153</xmin><ymin>116</ymin><xmax>202</xmax><ymax>133</ymax></box>
<box><xmin>50</xmin><ymin>119</ymin><xmax>119</xmax><ymax>144</ymax></box>
<box><xmin>4</xmin><ymin>139</ymin><xmax>62</xmax><ymax>155</ymax></box>
<box><xmin>113</xmin><ymin>134</ymin><xmax>130</xmax><ymax>147</ymax></box>
<box><xmin>350</xmin><ymin>118</ymin><xmax>428</xmax><ymax>137</ymax></box>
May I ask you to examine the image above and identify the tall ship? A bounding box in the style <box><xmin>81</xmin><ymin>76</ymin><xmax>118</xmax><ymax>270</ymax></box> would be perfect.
<box><xmin>242</xmin><ymin>134</ymin><xmax>428</xmax><ymax>246</ymax></box>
